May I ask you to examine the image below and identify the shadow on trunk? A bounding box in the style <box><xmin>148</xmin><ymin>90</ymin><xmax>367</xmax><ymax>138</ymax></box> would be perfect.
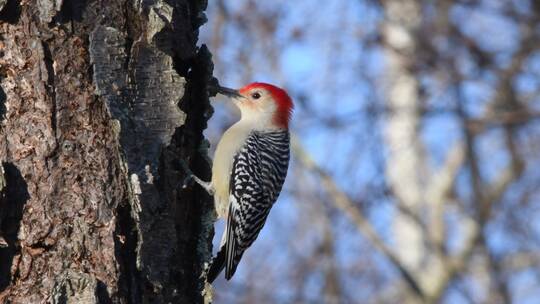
<box><xmin>0</xmin><ymin>163</ymin><xmax>29</xmax><ymax>291</ymax></box>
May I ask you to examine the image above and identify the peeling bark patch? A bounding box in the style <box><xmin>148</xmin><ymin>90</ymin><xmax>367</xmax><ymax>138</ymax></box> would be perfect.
<box><xmin>129</xmin><ymin>42</ymin><xmax>186</xmax><ymax>146</ymax></box>
<box><xmin>89</xmin><ymin>26</ymin><xmax>128</xmax><ymax>118</ymax></box>
<box><xmin>0</xmin><ymin>163</ymin><xmax>29</xmax><ymax>292</ymax></box>
<box><xmin>0</xmin><ymin>0</ymin><xmax>21</xmax><ymax>24</ymax></box>
<box><xmin>90</xmin><ymin>23</ymin><xmax>187</xmax><ymax>296</ymax></box>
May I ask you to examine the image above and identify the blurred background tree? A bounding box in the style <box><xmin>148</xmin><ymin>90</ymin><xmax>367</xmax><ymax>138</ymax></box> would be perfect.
<box><xmin>202</xmin><ymin>1</ymin><xmax>540</xmax><ymax>303</ymax></box>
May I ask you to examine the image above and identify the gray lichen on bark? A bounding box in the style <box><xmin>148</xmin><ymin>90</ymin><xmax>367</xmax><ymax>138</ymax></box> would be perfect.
<box><xmin>37</xmin><ymin>0</ymin><xmax>63</xmax><ymax>23</ymax></box>
<box><xmin>147</xmin><ymin>2</ymin><xmax>174</xmax><ymax>41</ymax></box>
<box><xmin>50</xmin><ymin>270</ymin><xmax>101</xmax><ymax>304</ymax></box>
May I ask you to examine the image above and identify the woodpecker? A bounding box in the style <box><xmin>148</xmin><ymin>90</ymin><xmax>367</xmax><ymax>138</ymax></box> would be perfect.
<box><xmin>198</xmin><ymin>82</ymin><xmax>293</xmax><ymax>282</ymax></box>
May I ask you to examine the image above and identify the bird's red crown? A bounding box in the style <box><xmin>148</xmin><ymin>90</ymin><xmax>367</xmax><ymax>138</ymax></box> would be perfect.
<box><xmin>239</xmin><ymin>82</ymin><xmax>294</xmax><ymax>128</ymax></box>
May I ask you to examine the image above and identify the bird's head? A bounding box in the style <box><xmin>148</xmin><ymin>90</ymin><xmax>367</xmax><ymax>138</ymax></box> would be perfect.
<box><xmin>216</xmin><ymin>82</ymin><xmax>293</xmax><ymax>130</ymax></box>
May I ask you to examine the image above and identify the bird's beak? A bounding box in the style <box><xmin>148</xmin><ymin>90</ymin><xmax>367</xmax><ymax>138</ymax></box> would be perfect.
<box><xmin>216</xmin><ymin>85</ymin><xmax>243</xmax><ymax>99</ymax></box>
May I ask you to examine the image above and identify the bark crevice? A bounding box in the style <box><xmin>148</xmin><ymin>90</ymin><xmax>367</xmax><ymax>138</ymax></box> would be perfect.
<box><xmin>0</xmin><ymin>81</ymin><xmax>5</xmax><ymax>122</ymax></box>
<box><xmin>114</xmin><ymin>197</ymin><xmax>141</xmax><ymax>303</ymax></box>
<box><xmin>41</xmin><ymin>40</ymin><xmax>57</xmax><ymax>140</ymax></box>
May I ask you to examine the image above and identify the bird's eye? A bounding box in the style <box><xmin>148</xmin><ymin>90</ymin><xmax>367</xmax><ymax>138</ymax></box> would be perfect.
<box><xmin>251</xmin><ymin>92</ymin><xmax>261</xmax><ymax>99</ymax></box>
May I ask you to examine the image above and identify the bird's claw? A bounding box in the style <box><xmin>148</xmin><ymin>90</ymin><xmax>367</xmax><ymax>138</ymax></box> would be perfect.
<box><xmin>182</xmin><ymin>174</ymin><xmax>194</xmax><ymax>189</ymax></box>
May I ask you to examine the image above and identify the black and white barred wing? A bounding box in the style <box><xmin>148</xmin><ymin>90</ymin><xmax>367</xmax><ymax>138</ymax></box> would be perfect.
<box><xmin>208</xmin><ymin>130</ymin><xmax>290</xmax><ymax>282</ymax></box>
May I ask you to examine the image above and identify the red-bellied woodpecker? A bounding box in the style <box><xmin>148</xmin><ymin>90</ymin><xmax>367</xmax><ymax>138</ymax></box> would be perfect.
<box><xmin>192</xmin><ymin>82</ymin><xmax>293</xmax><ymax>282</ymax></box>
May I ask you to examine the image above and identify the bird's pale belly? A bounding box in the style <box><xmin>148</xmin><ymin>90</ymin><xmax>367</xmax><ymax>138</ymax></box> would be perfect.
<box><xmin>211</xmin><ymin>123</ymin><xmax>251</xmax><ymax>218</ymax></box>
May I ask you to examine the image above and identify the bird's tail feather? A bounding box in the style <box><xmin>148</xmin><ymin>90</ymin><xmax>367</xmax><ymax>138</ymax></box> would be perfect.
<box><xmin>206</xmin><ymin>246</ymin><xmax>226</xmax><ymax>283</ymax></box>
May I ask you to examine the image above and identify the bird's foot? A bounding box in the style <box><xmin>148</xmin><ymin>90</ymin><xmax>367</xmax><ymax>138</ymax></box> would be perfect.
<box><xmin>179</xmin><ymin>160</ymin><xmax>215</xmax><ymax>196</ymax></box>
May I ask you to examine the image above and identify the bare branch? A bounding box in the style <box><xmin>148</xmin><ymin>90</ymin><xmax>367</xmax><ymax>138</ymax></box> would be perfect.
<box><xmin>292</xmin><ymin>138</ymin><xmax>425</xmax><ymax>300</ymax></box>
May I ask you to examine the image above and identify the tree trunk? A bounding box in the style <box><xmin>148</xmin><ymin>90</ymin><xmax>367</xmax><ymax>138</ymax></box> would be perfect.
<box><xmin>381</xmin><ymin>0</ymin><xmax>427</xmax><ymax>302</ymax></box>
<box><xmin>0</xmin><ymin>1</ymin><xmax>215</xmax><ymax>303</ymax></box>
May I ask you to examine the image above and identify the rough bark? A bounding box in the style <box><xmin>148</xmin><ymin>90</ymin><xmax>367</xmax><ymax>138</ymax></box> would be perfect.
<box><xmin>0</xmin><ymin>1</ymin><xmax>214</xmax><ymax>303</ymax></box>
